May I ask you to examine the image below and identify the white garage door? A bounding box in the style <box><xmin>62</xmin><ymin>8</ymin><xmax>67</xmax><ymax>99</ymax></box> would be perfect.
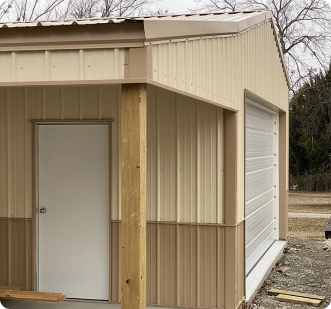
<box><xmin>245</xmin><ymin>103</ymin><xmax>279</xmax><ymax>275</ymax></box>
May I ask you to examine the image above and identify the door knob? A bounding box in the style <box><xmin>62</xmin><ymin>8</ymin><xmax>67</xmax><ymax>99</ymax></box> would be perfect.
<box><xmin>40</xmin><ymin>207</ymin><xmax>47</xmax><ymax>214</ymax></box>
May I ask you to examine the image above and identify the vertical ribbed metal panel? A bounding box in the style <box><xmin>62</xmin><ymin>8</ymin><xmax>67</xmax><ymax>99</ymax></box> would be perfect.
<box><xmin>177</xmin><ymin>96</ymin><xmax>197</xmax><ymax>223</ymax></box>
<box><xmin>0</xmin><ymin>89</ymin><xmax>8</xmax><ymax>218</ymax></box>
<box><xmin>147</xmin><ymin>85</ymin><xmax>158</xmax><ymax>222</ymax></box>
<box><xmin>245</xmin><ymin>103</ymin><xmax>278</xmax><ymax>275</ymax></box>
<box><xmin>158</xmin><ymin>224</ymin><xmax>177</xmax><ymax>306</ymax></box>
<box><xmin>110</xmin><ymin>223</ymin><xmax>226</xmax><ymax>309</ymax></box>
<box><xmin>16</xmin><ymin>52</ymin><xmax>46</xmax><ymax>81</ymax></box>
<box><xmin>0</xmin><ymin>85</ymin><xmax>120</xmax><ymax>219</ymax></box>
<box><xmin>147</xmin><ymin>86</ymin><xmax>224</xmax><ymax>224</ymax></box>
<box><xmin>80</xmin><ymin>86</ymin><xmax>100</xmax><ymax>119</ymax></box>
<box><xmin>83</xmin><ymin>49</ymin><xmax>124</xmax><ymax>80</ymax></box>
<box><xmin>110</xmin><ymin>222</ymin><xmax>121</xmax><ymax>303</ymax></box>
<box><xmin>199</xmin><ymin>226</ymin><xmax>218</xmax><ymax>308</ymax></box>
<box><xmin>156</xmin><ymin>89</ymin><xmax>177</xmax><ymax>222</ymax></box>
<box><xmin>7</xmin><ymin>88</ymin><xmax>26</xmax><ymax>218</ymax></box>
<box><xmin>151</xmin><ymin>21</ymin><xmax>289</xmax><ymax>113</ymax></box>
<box><xmin>151</xmin><ymin>23</ymin><xmax>288</xmax><ymax>226</ymax></box>
<box><xmin>0</xmin><ymin>53</ymin><xmax>12</xmax><ymax>81</ymax></box>
<box><xmin>197</xmin><ymin>102</ymin><xmax>218</xmax><ymax>224</ymax></box>
<box><xmin>237</xmin><ymin>222</ymin><xmax>245</xmax><ymax>304</ymax></box>
<box><xmin>146</xmin><ymin>223</ymin><xmax>157</xmax><ymax>305</ymax></box>
<box><xmin>217</xmin><ymin>226</ymin><xmax>225</xmax><ymax>308</ymax></box>
<box><xmin>0</xmin><ymin>49</ymin><xmax>125</xmax><ymax>82</ymax></box>
<box><xmin>0</xmin><ymin>219</ymin><xmax>32</xmax><ymax>289</ymax></box>
<box><xmin>43</xmin><ymin>87</ymin><xmax>62</xmax><ymax>119</ymax></box>
<box><xmin>178</xmin><ymin>225</ymin><xmax>197</xmax><ymax>307</ymax></box>
<box><xmin>0</xmin><ymin>219</ymin><xmax>9</xmax><ymax>285</ymax></box>
<box><xmin>49</xmin><ymin>51</ymin><xmax>80</xmax><ymax>81</ymax></box>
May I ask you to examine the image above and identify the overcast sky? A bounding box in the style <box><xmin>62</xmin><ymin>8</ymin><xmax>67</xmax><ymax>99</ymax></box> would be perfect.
<box><xmin>162</xmin><ymin>0</ymin><xmax>331</xmax><ymax>14</ymax></box>
<box><xmin>162</xmin><ymin>0</ymin><xmax>194</xmax><ymax>13</ymax></box>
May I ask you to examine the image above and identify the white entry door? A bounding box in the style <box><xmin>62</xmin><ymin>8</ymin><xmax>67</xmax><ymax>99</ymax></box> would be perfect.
<box><xmin>245</xmin><ymin>103</ymin><xmax>279</xmax><ymax>275</ymax></box>
<box><xmin>38</xmin><ymin>124</ymin><xmax>109</xmax><ymax>300</ymax></box>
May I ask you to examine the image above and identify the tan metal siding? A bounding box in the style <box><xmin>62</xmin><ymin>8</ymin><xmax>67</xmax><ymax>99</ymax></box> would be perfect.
<box><xmin>158</xmin><ymin>224</ymin><xmax>177</xmax><ymax>305</ymax></box>
<box><xmin>151</xmin><ymin>22</ymin><xmax>289</xmax><ymax>225</ymax></box>
<box><xmin>0</xmin><ymin>219</ymin><xmax>9</xmax><ymax>285</ymax></box>
<box><xmin>147</xmin><ymin>223</ymin><xmax>157</xmax><ymax>305</ymax></box>
<box><xmin>177</xmin><ymin>97</ymin><xmax>197</xmax><ymax>223</ymax></box>
<box><xmin>7</xmin><ymin>88</ymin><xmax>27</xmax><ymax>218</ymax></box>
<box><xmin>199</xmin><ymin>226</ymin><xmax>217</xmax><ymax>308</ymax></box>
<box><xmin>49</xmin><ymin>51</ymin><xmax>80</xmax><ymax>81</ymax></box>
<box><xmin>110</xmin><ymin>222</ymin><xmax>121</xmax><ymax>303</ymax></box>
<box><xmin>0</xmin><ymin>49</ymin><xmax>125</xmax><ymax>83</ymax></box>
<box><xmin>156</xmin><ymin>91</ymin><xmax>177</xmax><ymax>222</ymax></box>
<box><xmin>0</xmin><ymin>85</ymin><xmax>120</xmax><ymax>219</ymax></box>
<box><xmin>0</xmin><ymin>90</ymin><xmax>8</xmax><ymax>218</ymax></box>
<box><xmin>146</xmin><ymin>86</ymin><xmax>224</xmax><ymax>224</ymax></box>
<box><xmin>16</xmin><ymin>52</ymin><xmax>46</xmax><ymax>82</ymax></box>
<box><xmin>178</xmin><ymin>225</ymin><xmax>197</xmax><ymax>307</ymax></box>
<box><xmin>151</xmin><ymin>21</ymin><xmax>289</xmax><ymax>112</ymax></box>
<box><xmin>0</xmin><ymin>219</ymin><xmax>33</xmax><ymax>290</ymax></box>
<box><xmin>111</xmin><ymin>222</ymin><xmax>227</xmax><ymax>309</ymax></box>
<box><xmin>237</xmin><ymin>221</ymin><xmax>245</xmax><ymax>304</ymax></box>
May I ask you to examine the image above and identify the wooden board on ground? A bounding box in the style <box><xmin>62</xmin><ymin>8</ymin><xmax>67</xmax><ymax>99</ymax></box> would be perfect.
<box><xmin>0</xmin><ymin>290</ymin><xmax>66</xmax><ymax>302</ymax></box>
<box><xmin>268</xmin><ymin>288</ymin><xmax>326</xmax><ymax>301</ymax></box>
<box><xmin>276</xmin><ymin>294</ymin><xmax>322</xmax><ymax>307</ymax></box>
<box><xmin>0</xmin><ymin>286</ymin><xmax>25</xmax><ymax>291</ymax></box>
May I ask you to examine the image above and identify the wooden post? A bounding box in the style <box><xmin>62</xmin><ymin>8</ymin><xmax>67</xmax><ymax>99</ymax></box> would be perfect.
<box><xmin>121</xmin><ymin>84</ymin><xmax>147</xmax><ymax>309</ymax></box>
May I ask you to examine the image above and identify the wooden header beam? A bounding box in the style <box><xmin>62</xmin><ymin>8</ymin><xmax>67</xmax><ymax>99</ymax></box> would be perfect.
<box><xmin>121</xmin><ymin>84</ymin><xmax>147</xmax><ymax>309</ymax></box>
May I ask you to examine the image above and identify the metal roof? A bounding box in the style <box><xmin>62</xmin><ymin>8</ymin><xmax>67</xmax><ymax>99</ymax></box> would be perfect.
<box><xmin>0</xmin><ymin>10</ymin><xmax>288</xmax><ymax>86</ymax></box>
<box><xmin>0</xmin><ymin>11</ymin><xmax>271</xmax><ymax>30</ymax></box>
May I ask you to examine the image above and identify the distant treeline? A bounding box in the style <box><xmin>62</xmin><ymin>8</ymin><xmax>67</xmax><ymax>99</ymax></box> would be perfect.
<box><xmin>290</xmin><ymin>65</ymin><xmax>331</xmax><ymax>191</ymax></box>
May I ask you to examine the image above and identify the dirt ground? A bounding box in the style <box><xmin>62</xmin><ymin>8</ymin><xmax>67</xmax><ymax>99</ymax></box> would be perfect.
<box><xmin>252</xmin><ymin>192</ymin><xmax>331</xmax><ymax>309</ymax></box>
<box><xmin>289</xmin><ymin>191</ymin><xmax>331</xmax><ymax>213</ymax></box>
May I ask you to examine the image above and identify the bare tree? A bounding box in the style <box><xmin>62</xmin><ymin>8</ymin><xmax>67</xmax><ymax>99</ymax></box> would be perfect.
<box><xmin>7</xmin><ymin>0</ymin><xmax>162</xmax><ymax>21</ymax></box>
<box><xmin>0</xmin><ymin>0</ymin><xmax>14</xmax><ymax>20</ymax></box>
<box><xmin>0</xmin><ymin>0</ymin><xmax>69</xmax><ymax>21</ymax></box>
<box><xmin>192</xmin><ymin>0</ymin><xmax>331</xmax><ymax>92</ymax></box>
<box><xmin>67</xmin><ymin>0</ymin><xmax>161</xmax><ymax>18</ymax></box>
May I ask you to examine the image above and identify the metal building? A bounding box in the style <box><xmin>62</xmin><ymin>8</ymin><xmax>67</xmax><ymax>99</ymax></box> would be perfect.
<box><xmin>0</xmin><ymin>11</ymin><xmax>289</xmax><ymax>309</ymax></box>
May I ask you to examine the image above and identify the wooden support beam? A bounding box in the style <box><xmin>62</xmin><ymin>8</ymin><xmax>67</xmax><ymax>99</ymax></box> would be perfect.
<box><xmin>121</xmin><ymin>84</ymin><xmax>147</xmax><ymax>309</ymax></box>
<box><xmin>0</xmin><ymin>290</ymin><xmax>66</xmax><ymax>302</ymax></box>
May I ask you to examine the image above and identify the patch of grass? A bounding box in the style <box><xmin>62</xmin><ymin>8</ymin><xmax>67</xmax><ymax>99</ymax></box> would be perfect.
<box><xmin>288</xmin><ymin>218</ymin><xmax>329</xmax><ymax>241</ymax></box>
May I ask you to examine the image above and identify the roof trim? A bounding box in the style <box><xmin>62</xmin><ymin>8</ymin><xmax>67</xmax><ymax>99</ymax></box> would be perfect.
<box><xmin>0</xmin><ymin>11</ymin><xmax>290</xmax><ymax>88</ymax></box>
<box><xmin>143</xmin><ymin>11</ymin><xmax>272</xmax><ymax>40</ymax></box>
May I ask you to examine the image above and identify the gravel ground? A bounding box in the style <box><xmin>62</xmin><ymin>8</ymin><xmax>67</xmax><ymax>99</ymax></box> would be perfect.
<box><xmin>251</xmin><ymin>192</ymin><xmax>331</xmax><ymax>309</ymax></box>
<box><xmin>252</xmin><ymin>237</ymin><xmax>331</xmax><ymax>308</ymax></box>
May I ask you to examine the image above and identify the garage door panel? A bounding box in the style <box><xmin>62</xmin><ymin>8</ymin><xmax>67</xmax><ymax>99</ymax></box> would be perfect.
<box><xmin>246</xmin><ymin>121</ymin><xmax>274</xmax><ymax>132</ymax></box>
<box><xmin>246</xmin><ymin>201</ymin><xmax>274</xmax><ymax>244</ymax></box>
<box><xmin>246</xmin><ymin>191</ymin><xmax>274</xmax><ymax>216</ymax></box>
<box><xmin>246</xmin><ymin>137</ymin><xmax>274</xmax><ymax>155</ymax></box>
<box><xmin>245</xmin><ymin>103</ymin><xmax>278</xmax><ymax>275</ymax></box>
<box><xmin>246</xmin><ymin>157</ymin><xmax>274</xmax><ymax>173</ymax></box>
<box><xmin>246</xmin><ymin>226</ymin><xmax>274</xmax><ymax>273</ymax></box>
<box><xmin>246</xmin><ymin>171</ymin><xmax>274</xmax><ymax>201</ymax></box>
<box><xmin>246</xmin><ymin>104</ymin><xmax>274</xmax><ymax>121</ymax></box>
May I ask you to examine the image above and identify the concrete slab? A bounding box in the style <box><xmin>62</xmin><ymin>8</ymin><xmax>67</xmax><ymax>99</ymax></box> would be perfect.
<box><xmin>245</xmin><ymin>240</ymin><xmax>286</xmax><ymax>302</ymax></box>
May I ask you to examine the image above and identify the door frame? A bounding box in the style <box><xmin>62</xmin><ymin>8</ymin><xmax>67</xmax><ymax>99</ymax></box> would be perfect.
<box><xmin>31</xmin><ymin>119</ymin><xmax>113</xmax><ymax>297</ymax></box>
